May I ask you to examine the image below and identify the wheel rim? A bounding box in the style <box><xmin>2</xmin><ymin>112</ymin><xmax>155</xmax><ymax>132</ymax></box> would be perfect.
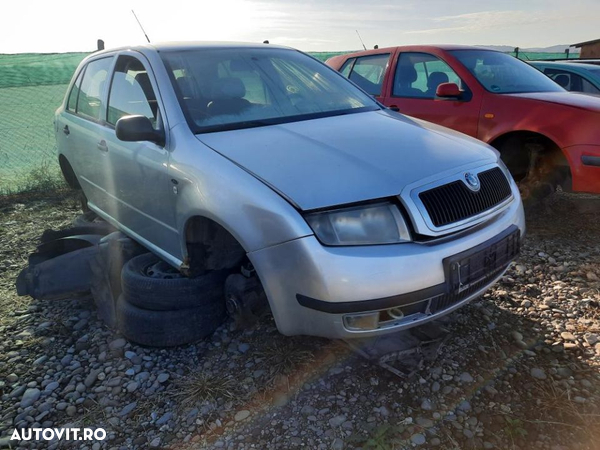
<box><xmin>143</xmin><ymin>260</ymin><xmax>183</xmax><ymax>279</ymax></box>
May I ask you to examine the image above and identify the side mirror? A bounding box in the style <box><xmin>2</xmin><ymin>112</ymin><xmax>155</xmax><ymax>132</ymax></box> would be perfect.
<box><xmin>435</xmin><ymin>82</ymin><xmax>462</xmax><ymax>99</ymax></box>
<box><xmin>115</xmin><ymin>115</ymin><xmax>164</xmax><ymax>146</ymax></box>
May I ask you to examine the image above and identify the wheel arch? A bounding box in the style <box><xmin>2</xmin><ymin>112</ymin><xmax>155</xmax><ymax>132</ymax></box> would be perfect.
<box><xmin>182</xmin><ymin>214</ymin><xmax>247</xmax><ymax>275</ymax></box>
<box><xmin>58</xmin><ymin>154</ymin><xmax>81</xmax><ymax>189</ymax></box>
<box><xmin>489</xmin><ymin>130</ymin><xmax>572</xmax><ymax>187</ymax></box>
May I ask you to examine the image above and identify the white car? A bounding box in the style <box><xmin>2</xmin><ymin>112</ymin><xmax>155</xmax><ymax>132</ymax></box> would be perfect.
<box><xmin>55</xmin><ymin>42</ymin><xmax>524</xmax><ymax>342</ymax></box>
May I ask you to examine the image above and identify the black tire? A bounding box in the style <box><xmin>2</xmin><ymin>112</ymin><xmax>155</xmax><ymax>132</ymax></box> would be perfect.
<box><xmin>116</xmin><ymin>295</ymin><xmax>225</xmax><ymax>347</ymax></box>
<box><xmin>121</xmin><ymin>253</ymin><xmax>228</xmax><ymax>311</ymax></box>
<box><xmin>71</xmin><ymin>211</ymin><xmax>115</xmax><ymax>235</ymax></box>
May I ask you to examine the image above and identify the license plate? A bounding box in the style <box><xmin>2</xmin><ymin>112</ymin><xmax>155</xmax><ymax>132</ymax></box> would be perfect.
<box><xmin>445</xmin><ymin>227</ymin><xmax>520</xmax><ymax>294</ymax></box>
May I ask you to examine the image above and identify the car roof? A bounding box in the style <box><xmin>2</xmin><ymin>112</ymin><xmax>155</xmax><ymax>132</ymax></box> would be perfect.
<box><xmin>339</xmin><ymin>44</ymin><xmax>499</xmax><ymax>58</ymax></box>
<box><xmin>530</xmin><ymin>61</ymin><xmax>600</xmax><ymax>71</ymax></box>
<box><xmin>89</xmin><ymin>41</ymin><xmax>292</xmax><ymax>57</ymax></box>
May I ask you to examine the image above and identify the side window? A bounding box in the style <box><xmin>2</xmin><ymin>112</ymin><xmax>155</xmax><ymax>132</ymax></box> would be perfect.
<box><xmin>581</xmin><ymin>78</ymin><xmax>600</xmax><ymax>94</ymax></box>
<box><xmin>77</xmin><ymin>57</ymin><xmax>112</xmax><ymax>120</ymax></box>
<box><xmin>544</xmin><ymin>68</ymin><xmax>573</xmax><ymax>90</ymax></box>
<box><xmin>348</xmin><ymin>54</ymin><xmax>390</xmax><ymax>96</ymax></box>
<box><xmin>393</xmin><ymin>53</ymin><xmax>463</xmax><ymax>99</ymax></box>
<box><xmin>67</xmin><ymin>69</ymin><xmax>84</xmax><ymax>112</ymax></box>
<box><xmin>340</xmin><ymin>58</ymin><xmax>355</xmax><ymax>78</ymax></box>
<box><xmin>107</xmin><ymin>56</ymin><xmax>159</xmax><ymax>128</ymax></box>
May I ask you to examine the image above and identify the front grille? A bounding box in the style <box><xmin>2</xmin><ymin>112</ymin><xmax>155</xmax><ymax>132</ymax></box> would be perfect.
<box><xmin>419</xmin><ymin>167</ymin><xmax>512</xmax><ymax>228</ymax></box>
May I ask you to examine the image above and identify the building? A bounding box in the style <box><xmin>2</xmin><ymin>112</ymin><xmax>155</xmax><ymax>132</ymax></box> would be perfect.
<box><xmin>573</xmin><ymin>38</ymin><xmax>600</xmax><ymax>58</ymax></box>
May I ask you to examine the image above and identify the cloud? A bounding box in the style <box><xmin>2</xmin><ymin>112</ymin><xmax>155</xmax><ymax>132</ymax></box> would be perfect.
<box><xmin>405</xmin><ymin>9</ymin><xmax>576</xmax><ymax>35</ymax></box>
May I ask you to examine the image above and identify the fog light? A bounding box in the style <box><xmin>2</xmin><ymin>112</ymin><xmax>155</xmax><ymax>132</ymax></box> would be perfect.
<box><xmin>344</xmin><ymin>312</ymin><xmax>379</xmax><ymax>331</ymax></box>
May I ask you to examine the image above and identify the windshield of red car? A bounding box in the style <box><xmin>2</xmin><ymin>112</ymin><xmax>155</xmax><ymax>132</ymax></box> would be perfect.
<box><xmin>450</xmin><ymin>50</ymin><xmax>565</xmax><ymax>94</ymax></box>
<box><xmin>161</xmin><ymin>47</ymin><xmax>380</xmax><ymax>133</ymax></box>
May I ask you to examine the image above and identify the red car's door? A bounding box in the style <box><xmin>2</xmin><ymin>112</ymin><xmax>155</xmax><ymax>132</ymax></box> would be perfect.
<box><xmin>380</xmin><ymin>51</ymin><xmax>482</xmax><ymax>137</ymax></box>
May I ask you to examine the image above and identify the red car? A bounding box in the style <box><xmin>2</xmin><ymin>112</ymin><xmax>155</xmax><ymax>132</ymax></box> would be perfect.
<box><xmin>327</xmin><ymin>45</ymin><xmax>600</xmax><ymax>195</ymax></box>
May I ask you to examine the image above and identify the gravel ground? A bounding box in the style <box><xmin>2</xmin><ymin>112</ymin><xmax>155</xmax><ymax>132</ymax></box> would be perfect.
<box><xmin>0</xmin><ymin>191</ymin><xmax>599</xmax><ymax>450</ymax></box>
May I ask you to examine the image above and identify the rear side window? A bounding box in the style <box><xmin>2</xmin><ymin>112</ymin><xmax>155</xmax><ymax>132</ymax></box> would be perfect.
<box><xmin>339</xmin><ymin>58</ymin><xmax>355</xmax><ymax>77</ymax></box>
<box><xmin>581</xmin><ymin>78</ymin><xmax>600</xmax><ymax>94</ymax></box>
<box><xmin>107</xmin><ymin>56</ymin><xmax>159</xmax><ymax>127</ymax></box>
<box><xmin>67</xmin><ymin>70</ymin><xmax>84</xmax><ymax>112</ymax></box>
<box><xmin>348</xmin><ymin>54</ymin><xmax>390</xmax><ymax>96</ymax></box>
<box><xmin>77</xmin><ymin>57</ymin><xmax>113</xmax><ymax>120</ymax></box>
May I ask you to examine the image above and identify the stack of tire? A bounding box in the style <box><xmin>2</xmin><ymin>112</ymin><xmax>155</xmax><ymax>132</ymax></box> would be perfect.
<box><xmin>117</xmin><ymin>253</ymin><xmax>228</xmax><ymax>347</ymax></box>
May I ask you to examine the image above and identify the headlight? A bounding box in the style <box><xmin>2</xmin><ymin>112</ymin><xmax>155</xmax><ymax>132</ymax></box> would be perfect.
<box><xmin>305</xmin><ymin>202</ymin><xmax>411</xmax><ymax>246</ymax></box>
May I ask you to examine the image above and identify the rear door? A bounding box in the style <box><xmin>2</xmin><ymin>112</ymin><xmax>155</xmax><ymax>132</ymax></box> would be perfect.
<box><xmin>100</xmin><ymin>52</ymin><xmax>178</xmax><ymax>257</ymax></box>
<box><xmin>60</xmin><ymin>56</ymin><xmax>115</xmax><ymax>212</ymax></box>
<box><xmin>340</xmin><ymin>53</ymin><xmax>392</xmax><ymax>102</ymax></box>
<box><xmin>380</xmin><ymin>52</ymin><xmax>481</xmax><ymax>137</ymax></box>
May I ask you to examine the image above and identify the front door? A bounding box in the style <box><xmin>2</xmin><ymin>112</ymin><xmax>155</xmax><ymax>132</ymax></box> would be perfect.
<box><xmin>381</xmin><ymin>52</ymin><xmax>481</xmax><ymax>137</ymax></box>
<box><xmin>100</xmin><ymin>53</ymin><xmax>179</xmax><ymax>258</ymax></box>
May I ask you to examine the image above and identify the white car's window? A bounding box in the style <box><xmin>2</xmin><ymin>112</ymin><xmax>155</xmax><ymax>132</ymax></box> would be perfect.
<box><xmin>161</xmin><ymin>48</ymin><xmax>379</xmax><ymax>133</ymax></box>
<box><xmin>107</xmin><ymin>56</ymin><xmax>159</xmax><ymax>128</ymax></box>
<box><xmin>67</xmin><ymin>69</ymin><xmax>84</xmax><ymax>112</ymax></box>
<box><xmin>393</xmin><ymin>52</ymin><xmax>463</xmax><ymax>98</ymax></box>
<box><xmin>76</xmin><ymin>57</ymin><xmax>113</xmax><ymax>120</ymax></box>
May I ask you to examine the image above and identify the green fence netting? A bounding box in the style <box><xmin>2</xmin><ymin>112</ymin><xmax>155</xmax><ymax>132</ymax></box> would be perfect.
<box><xmin>0</xmin><ymin>49</ymin><xmax>575</xmax><ymax>195</ymax></box>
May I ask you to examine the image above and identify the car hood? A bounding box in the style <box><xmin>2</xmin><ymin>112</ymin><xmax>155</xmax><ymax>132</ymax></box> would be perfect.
<box><xmin>507</xmin><ymin>91</ymin><xmax>600</xmax><ymax>112</ymax></box>
<box><xmin>196</xmin><ymin>110</ymin><xmax>497</xmax><ymax>210</ymax></box>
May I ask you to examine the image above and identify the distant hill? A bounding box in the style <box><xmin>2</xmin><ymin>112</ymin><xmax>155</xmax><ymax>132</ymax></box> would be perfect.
<box><xmin>477</xmin><ymin>44</ymin><xmax>579</xmax><ymax>53</ymax></box>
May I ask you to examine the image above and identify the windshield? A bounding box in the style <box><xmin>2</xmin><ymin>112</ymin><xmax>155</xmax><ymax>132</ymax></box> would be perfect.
<box><xmin>450</xmin><ymin>50</ymin><xmax>565</xmax><ymax>94</ymax></box>
<box><xmin>161</xmin><ymin>48</ymin><xmax>379</xmax><ymax>133</ymax></box>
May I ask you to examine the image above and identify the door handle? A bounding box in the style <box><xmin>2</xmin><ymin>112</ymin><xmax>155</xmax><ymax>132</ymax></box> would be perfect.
<box><xmin>63</xmin><ymin>125</ymin><xmax>70</xmax><ymax>135</ymax></box>
<box><xmin>97</xmin><ymin>140</ymin><xmax>108</xmax><ymax>152</ymax></box>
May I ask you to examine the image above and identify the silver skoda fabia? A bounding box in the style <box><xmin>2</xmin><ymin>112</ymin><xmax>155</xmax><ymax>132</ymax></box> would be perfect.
<box><xmin>56</xmin><ymin>42</ymin><xmax>525</xmax><ymax>338</ymax></box>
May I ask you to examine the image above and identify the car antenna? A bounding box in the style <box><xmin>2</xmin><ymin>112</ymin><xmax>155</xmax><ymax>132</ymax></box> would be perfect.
<box><xmin>355</xmin><ymin>30</ymin><xmax>367</xmax><ymax>51</ymax></box>
<box><xmin>132</xmin><ymin>10</ymin><xmax>151</xmax><ymax>43</ymax></box>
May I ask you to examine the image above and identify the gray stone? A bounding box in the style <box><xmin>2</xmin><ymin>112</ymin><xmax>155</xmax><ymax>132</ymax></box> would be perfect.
<box><xmin>119</xmin><ymin>402</ymin><xmax>137</xmax><ymax>417</ymax></box>
<box><xmin>411</xmin><ymin>434</ymin><xmax>426</xmax><ymax>445</ymax></box>
<box><xmin>126</xmin><ymin>382</ymin><xmax>139</xmax><ymax>393</ymax></box>
<box><xmin>44</xmin><ymin>381</ymin><xmax>59</xmax><ymax>393</ymax></box>
<box><xmin>530</xmin><ymin>368</ymin><xmax>547</xmax><ymax>380</ymax></box>
<box><xmin>329</xmin><ymin>415</ymin><xmax>346</xmax><ymax>428</ymax></box>
<box><xmin>420</xmin><ymin>399</ymin><xmax>433</xmax><ymax>410</ymax></box>
<box><xmin>234</xmin><ymin>410</ymin><xmax>251</xmax><ymax>422</ymax></box>
<box><xmin>20</xmin><ymin>388</ymin><xmax>41</xmax><ymax>408</ymax></box>
<box><xmin>331</xmin><ymin>438</ymin><xmax>344</xmax><ymax>450</ymax></box>
<box><xmin>460</xmin><ymin>372</ymin><xmax>474</xmax><ymax>383</ymax></box>
<box><xmin>156</xmin><ymin>411</ymin><xmax>173</xmax><ymax>426</ymax></box>
<box><xmin>84</xmin><ymin>368</ymin><xmax>102</xmax><ymax>388</ymax></box>
<box><xmin>109</xmin><ymin>338</ymin><xmax>127</xmax><ymax>349</ymax></box>
<box><xmin>157</xmin><ymin>373</ymin><xmax>170</xmax><ymax>383</ymax></box>
<box><xmin>238</xmin><ymin>343</ymin><xmax>250</xmax><ymax>353</ymax></box>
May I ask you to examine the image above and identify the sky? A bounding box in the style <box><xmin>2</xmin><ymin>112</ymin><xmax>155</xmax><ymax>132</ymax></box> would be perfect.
<box><xmin>1</xmin><ymin>0</ymin><xmax>599</xmax><ymax>53</ymax></box>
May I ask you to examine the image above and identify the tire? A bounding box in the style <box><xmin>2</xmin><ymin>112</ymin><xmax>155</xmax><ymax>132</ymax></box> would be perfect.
<box><xmin>121</xmin><ymin>253</ymin><xmax>228</xmax><ymax>311</ymax></box>
<box><xmin>116</xmin><ymin>295</ymin><xmax>225</xmax><ymax>347</ymax></box>
<box><xmin>71</xmin><ymin>211</ymin><xmax>115</xmax><ymax>235</ymax></box>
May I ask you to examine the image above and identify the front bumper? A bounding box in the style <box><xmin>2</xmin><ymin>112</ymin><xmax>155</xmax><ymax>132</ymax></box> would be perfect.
<box><xmin>565</xmin><ymin>144</ymin><xmax>600</xmax><ymax>193</ymax></box>
<box><xmin>248</xmin><ymin>196</ymin><xmax>525</xmax><ymax>338</ymax></box>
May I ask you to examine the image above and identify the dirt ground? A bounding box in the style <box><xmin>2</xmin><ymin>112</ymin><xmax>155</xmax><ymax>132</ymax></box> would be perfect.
<box><xmin>0</xmin><ymin>191</ymin><xmax>599</xmax><ymax>450</ymax></box>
